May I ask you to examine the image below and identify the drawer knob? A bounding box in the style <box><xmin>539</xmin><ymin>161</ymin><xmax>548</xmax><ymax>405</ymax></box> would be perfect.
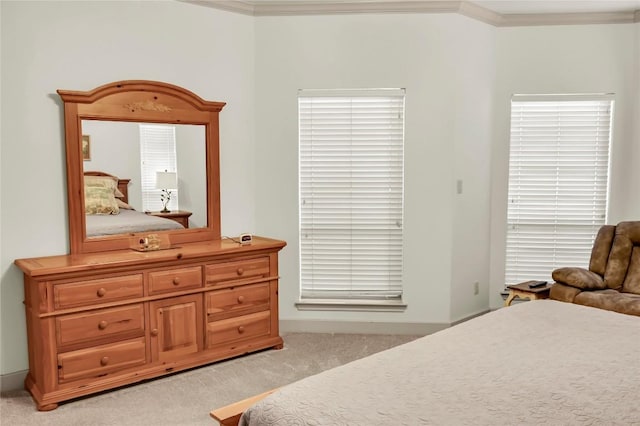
<box><xmin>96</xmin><ymin>288</ymin><xmax>107</xmax><ymax>297</ymax></box>
<box><xmin>151</xmin><ymin>329</ymin><xmax>159</xmax><ymax>337</ymax></box>
<box><xmin>237</xmin><ymin>326</ymin><xmax>245</xmax><ymax>334</ymax></box>
<box><xmin>98</xmin><ymin>320</ymin><xmax>108</xmax><ymax>330</ymax></box>
<box><xmin>172</xmin><ymin>277</ymin><xmax>181</xmax><ymax>285</ymax></box>
<box><xmin>237</xmin><ymin>295</ymin><xmax>245</xmax><ymax>304</ymax></box>
<box><xmin>100</xmin><ymin>356</ymin><xmax>109</xmax><ymax>366</ymax></box>
<box><xmin>236</xmin><ymin>268</ymin><xmax>244</xmax><ymax>276</ymax></box>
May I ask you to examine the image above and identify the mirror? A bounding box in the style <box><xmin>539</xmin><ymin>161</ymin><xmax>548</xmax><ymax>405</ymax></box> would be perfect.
<box><xmin>81</xmin><ymin>120</ymin><xmax>207</xmax><ymax>237</ymax></box>
<box><xmin>58</xmin><ymin>81</ymin><xmax>226</xmax><ymax>254</ymax></box>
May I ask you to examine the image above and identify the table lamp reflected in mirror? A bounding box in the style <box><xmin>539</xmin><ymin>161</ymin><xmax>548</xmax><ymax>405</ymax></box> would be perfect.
<box><xmin>155</xmin><ymin>170</ymin><xmax>177</xmax><ymax>213</ymax></box>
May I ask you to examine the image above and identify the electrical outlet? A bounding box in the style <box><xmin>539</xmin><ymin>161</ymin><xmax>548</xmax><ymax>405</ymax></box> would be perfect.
<box><xmin>473</xmin><ymin>281</ymin><xmax>479</xmax><ymax>295</ymax></box>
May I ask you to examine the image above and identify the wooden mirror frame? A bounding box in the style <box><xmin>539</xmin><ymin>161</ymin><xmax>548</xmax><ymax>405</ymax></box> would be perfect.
<box><xmin>58</xmin><ymin>80</ymin><xmax>226</xmax><ymax>254</ymax></box>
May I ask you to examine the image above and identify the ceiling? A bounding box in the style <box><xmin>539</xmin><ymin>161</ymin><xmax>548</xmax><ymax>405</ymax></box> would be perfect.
<box><xmin>190</xmin><ymin>0</ymin><xmax>640</xmax><ymax>25</ymax></box>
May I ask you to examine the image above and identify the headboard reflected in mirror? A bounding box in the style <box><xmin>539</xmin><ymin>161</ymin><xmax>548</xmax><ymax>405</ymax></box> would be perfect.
<box><xmin>58</xmin><ymin>81</ymin><xmax>226</xmax><ymax>254</ymax></box>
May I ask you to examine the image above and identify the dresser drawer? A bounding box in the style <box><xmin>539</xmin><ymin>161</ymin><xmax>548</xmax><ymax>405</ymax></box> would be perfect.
<box><xmin>56</xmin><ymin>304</ymin><xmax>144</xmax><ymax>348</ymax></box>
<box><xmin>206</xmin><ymin>283</ymin><xmax>270</xmax><ymax>321</ymax></box>
<box><xmin>58</xmin><ymin>337</ymin><xmax>146</xmax><ymax>383</ymax></box>
<box><xmin>206</xmin><ymin>311</ymin><xmax>270</xmax><ymax>348</ymax></box>
<box><xmin>205</xmin><ymin>257</ymin><xmax>269</xmax><ymax>287</ymax></box>
<box><xmin>148</xmin><ymin>266</ymin><xmax>202</xmax><ymax>295</ymax></box>
<box><xmin>54</xmin><ymin>274</ymin><xmax>143</xmax><ymax>309</ymax></box>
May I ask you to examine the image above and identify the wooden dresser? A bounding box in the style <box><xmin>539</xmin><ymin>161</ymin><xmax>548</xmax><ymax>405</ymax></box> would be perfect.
<box><xmin>15</xmin><ymin>236</ymin><xmax>285</xmax><ymax>410</ymax></box>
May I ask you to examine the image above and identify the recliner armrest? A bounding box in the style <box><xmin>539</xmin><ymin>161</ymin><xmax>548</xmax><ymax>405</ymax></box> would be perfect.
<box><xmin>552</xmin><ymin>267</ymin><xmax>606</xmax><ymax>290</ymax></box>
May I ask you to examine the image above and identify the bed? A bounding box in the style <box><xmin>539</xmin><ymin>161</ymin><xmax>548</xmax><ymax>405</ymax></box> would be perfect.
<box><xmin>217</xmin><ymin>300</ymin><xmax>640</xmax><ymax>425</ymax></box>
<box><xmin>84</xmin><ymin>171</ymin><xmax>184</xmax><ymax>237</ymax></box>
<box><xmin>86</xmin><ymin>208</ymin><xmax>184</xmax><ymax>237</ymax></box>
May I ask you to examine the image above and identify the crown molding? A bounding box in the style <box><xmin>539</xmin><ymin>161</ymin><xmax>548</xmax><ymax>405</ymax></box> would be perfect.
<box><xmin>184</xmin><ymin>1</ymin><xmax>640</xmax><ymax>27</ymax></box>
<box><xmin>457</xmin><ymin>1</ymin><xmax>501</xmax><ymax>26</ymax></box>
<box><xmin>184</xmin><ymin>1</ymin><xmax>466</xmax><ymax>16</ymax></box>
<box><xmin>253</xmin><ymin>1</ymin><xmax>460</xmax><ymax>16</ymax></box>
<box><xmin>182</xmin><ymin>0</ymin><xmax>255</xmax><ymax>15</ymax></box>
<box><xmin>498</xmin><ymin>11</ymin><xmax>638</xmax><ymax>27</ymax></box>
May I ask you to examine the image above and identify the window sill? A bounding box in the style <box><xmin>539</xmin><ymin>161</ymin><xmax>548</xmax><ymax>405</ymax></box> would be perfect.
<box><xmin>295</xmin><ymin>299</ymin><xmax>407</xmax><ymax>312</ymax></box>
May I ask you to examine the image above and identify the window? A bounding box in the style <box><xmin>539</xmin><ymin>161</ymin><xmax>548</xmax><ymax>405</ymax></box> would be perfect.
<box><xmin>139</xmin><ymin>124</ymin><xmax>179</xmax><ymax>212</ymax></box>
<box><xmin>298</xmin><ymin>89</ymin><xmax>405</xmax><ymax>305</ymax></box>
<box><xmin>505</xmin><ymin>95</ymin><xmax>613</xmax><ymax>286</ymax></box>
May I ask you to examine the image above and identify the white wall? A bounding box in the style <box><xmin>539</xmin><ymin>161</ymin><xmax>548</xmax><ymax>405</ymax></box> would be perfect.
<box><xmin>448</xmin><ymin>20</ymin><xmax>496</xmax><ymax>322</ymax></box>
<box><xmin>0</xmin><ymin>1</ymin><xmax>255</xmax><ymax>375</ymax></box>
<box><xmin>253</xmin><ymin>13</ymin><xmax>496</xmax><ymax>327</ymax></box>
<box><xmin>488</xmin><ymin>23</ymin><xmax>640</xmax><ymax>309</ymax></box>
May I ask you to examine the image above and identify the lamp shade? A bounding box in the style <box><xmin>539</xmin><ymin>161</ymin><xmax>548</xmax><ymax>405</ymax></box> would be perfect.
<box><xmin>155</xmin><ymin>171</ymin><xmax>177</xmax><ymax>190</ymax></box>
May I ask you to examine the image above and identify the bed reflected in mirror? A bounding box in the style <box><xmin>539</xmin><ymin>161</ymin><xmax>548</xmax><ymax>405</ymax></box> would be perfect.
<box><xmin>81</xmin><ymin>120</ymin><xmax>206</xmax><ymax>239</ymax></box>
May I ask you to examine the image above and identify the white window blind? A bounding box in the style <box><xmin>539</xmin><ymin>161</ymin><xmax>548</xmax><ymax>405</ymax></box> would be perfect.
<box><xmin>139</xmin><ymin>124</ymin><xmax>179</xmax><ymax>212</ymax></box>
<box><xmin>505</xmin><ymin>95</ymin><xmax>613</xmax><ymax>286</ymax></box>
<box><xmin>299</xmin><ymin>89</ymin><xmax>405</xmax><ymax>300</ymax></box>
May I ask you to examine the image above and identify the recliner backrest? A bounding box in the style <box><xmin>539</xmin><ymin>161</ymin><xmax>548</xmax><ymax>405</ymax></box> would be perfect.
<box><xmin>589</xmin><ymin>225</ymin><xmax>616</xmax><ymax>276</ymax></box>
<box><xmin>603</xmin><ymin>221</ymin><xmax>640</xmax><ymax>293</ymax></box>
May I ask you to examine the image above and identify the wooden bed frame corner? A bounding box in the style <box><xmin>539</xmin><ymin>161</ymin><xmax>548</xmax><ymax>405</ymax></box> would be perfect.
<box><xmin>210</xmin><ymin>389</ymin><xmax>278</xmax><ymax>426</ymax></box>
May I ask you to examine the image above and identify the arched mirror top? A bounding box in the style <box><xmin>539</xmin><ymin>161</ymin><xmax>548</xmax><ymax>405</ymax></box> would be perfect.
<box><xmin>59</xmin><ymin>80</ymin><xmax>226</xmax><ymax>254</ymax></box>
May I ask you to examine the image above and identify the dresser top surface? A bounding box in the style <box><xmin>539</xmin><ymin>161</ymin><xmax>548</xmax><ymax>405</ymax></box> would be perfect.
<box><xmin>15</xmin><ymin>236</ymin><xmax>286</xmax><ymax>277</ymax></box>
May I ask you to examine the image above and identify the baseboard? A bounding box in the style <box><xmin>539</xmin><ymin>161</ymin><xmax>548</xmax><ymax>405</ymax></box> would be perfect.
<box><xmin>450</xmin><ymin>309</ymin><xmax>491</xmax><ymax>326</ymax></box>
<box><xmin>280</xmin><ymin>309</ymin><xmax>493</xmax><ymax>336</ymax></box>
<box><xmin>1</xmin><ymin>369</ymin><xmax>26</xmax><ymax>392</ymax></box>
<box><xmin>280</xmin><ymin>319</ymin><xmax>449</xmax><ymax>335</ymax></box>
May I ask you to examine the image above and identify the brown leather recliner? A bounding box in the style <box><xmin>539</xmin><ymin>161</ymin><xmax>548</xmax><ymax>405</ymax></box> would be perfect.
<box><xmin>550</xmin><ymin>221</ymin><xmax>640</xmax><ymax>316</ymax></box>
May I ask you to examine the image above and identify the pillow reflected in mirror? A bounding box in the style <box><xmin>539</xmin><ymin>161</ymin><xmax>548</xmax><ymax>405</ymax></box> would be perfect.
<box><xmin>85</xmin><ymin>175</ymin><xmax>125</xmax><ymax>198</ymax></box>
<box><xmin>85</xmin><ymin>186</ymin><xmax>120</xmax><ymax>215</ymax></box>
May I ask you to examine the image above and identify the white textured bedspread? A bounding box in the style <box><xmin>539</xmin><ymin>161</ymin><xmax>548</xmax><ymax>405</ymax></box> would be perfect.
<box><xmin>241</xmin><ymin>301</ymin><xmax>640</xmax><ymax>425</ymax></box>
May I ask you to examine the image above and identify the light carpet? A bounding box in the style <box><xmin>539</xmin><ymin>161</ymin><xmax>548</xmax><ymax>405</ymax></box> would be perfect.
<box><xmin>0</xmin><ymin>333</ymin><xmax>419</xmax><ymax>425</ymax></box>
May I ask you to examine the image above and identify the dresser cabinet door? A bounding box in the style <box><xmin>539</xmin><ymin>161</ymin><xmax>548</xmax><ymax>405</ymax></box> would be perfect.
<box><xmin>149</xmin><ymin>294</ymin><xmax>203</xmax><ymax>362</ymax></box>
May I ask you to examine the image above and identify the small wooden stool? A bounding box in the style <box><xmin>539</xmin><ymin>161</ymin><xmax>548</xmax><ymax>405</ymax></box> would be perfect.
<box><xmin>505</xmin><ymin>281</ymin><xmax>553</xmax><ymax>306</ymax></box>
